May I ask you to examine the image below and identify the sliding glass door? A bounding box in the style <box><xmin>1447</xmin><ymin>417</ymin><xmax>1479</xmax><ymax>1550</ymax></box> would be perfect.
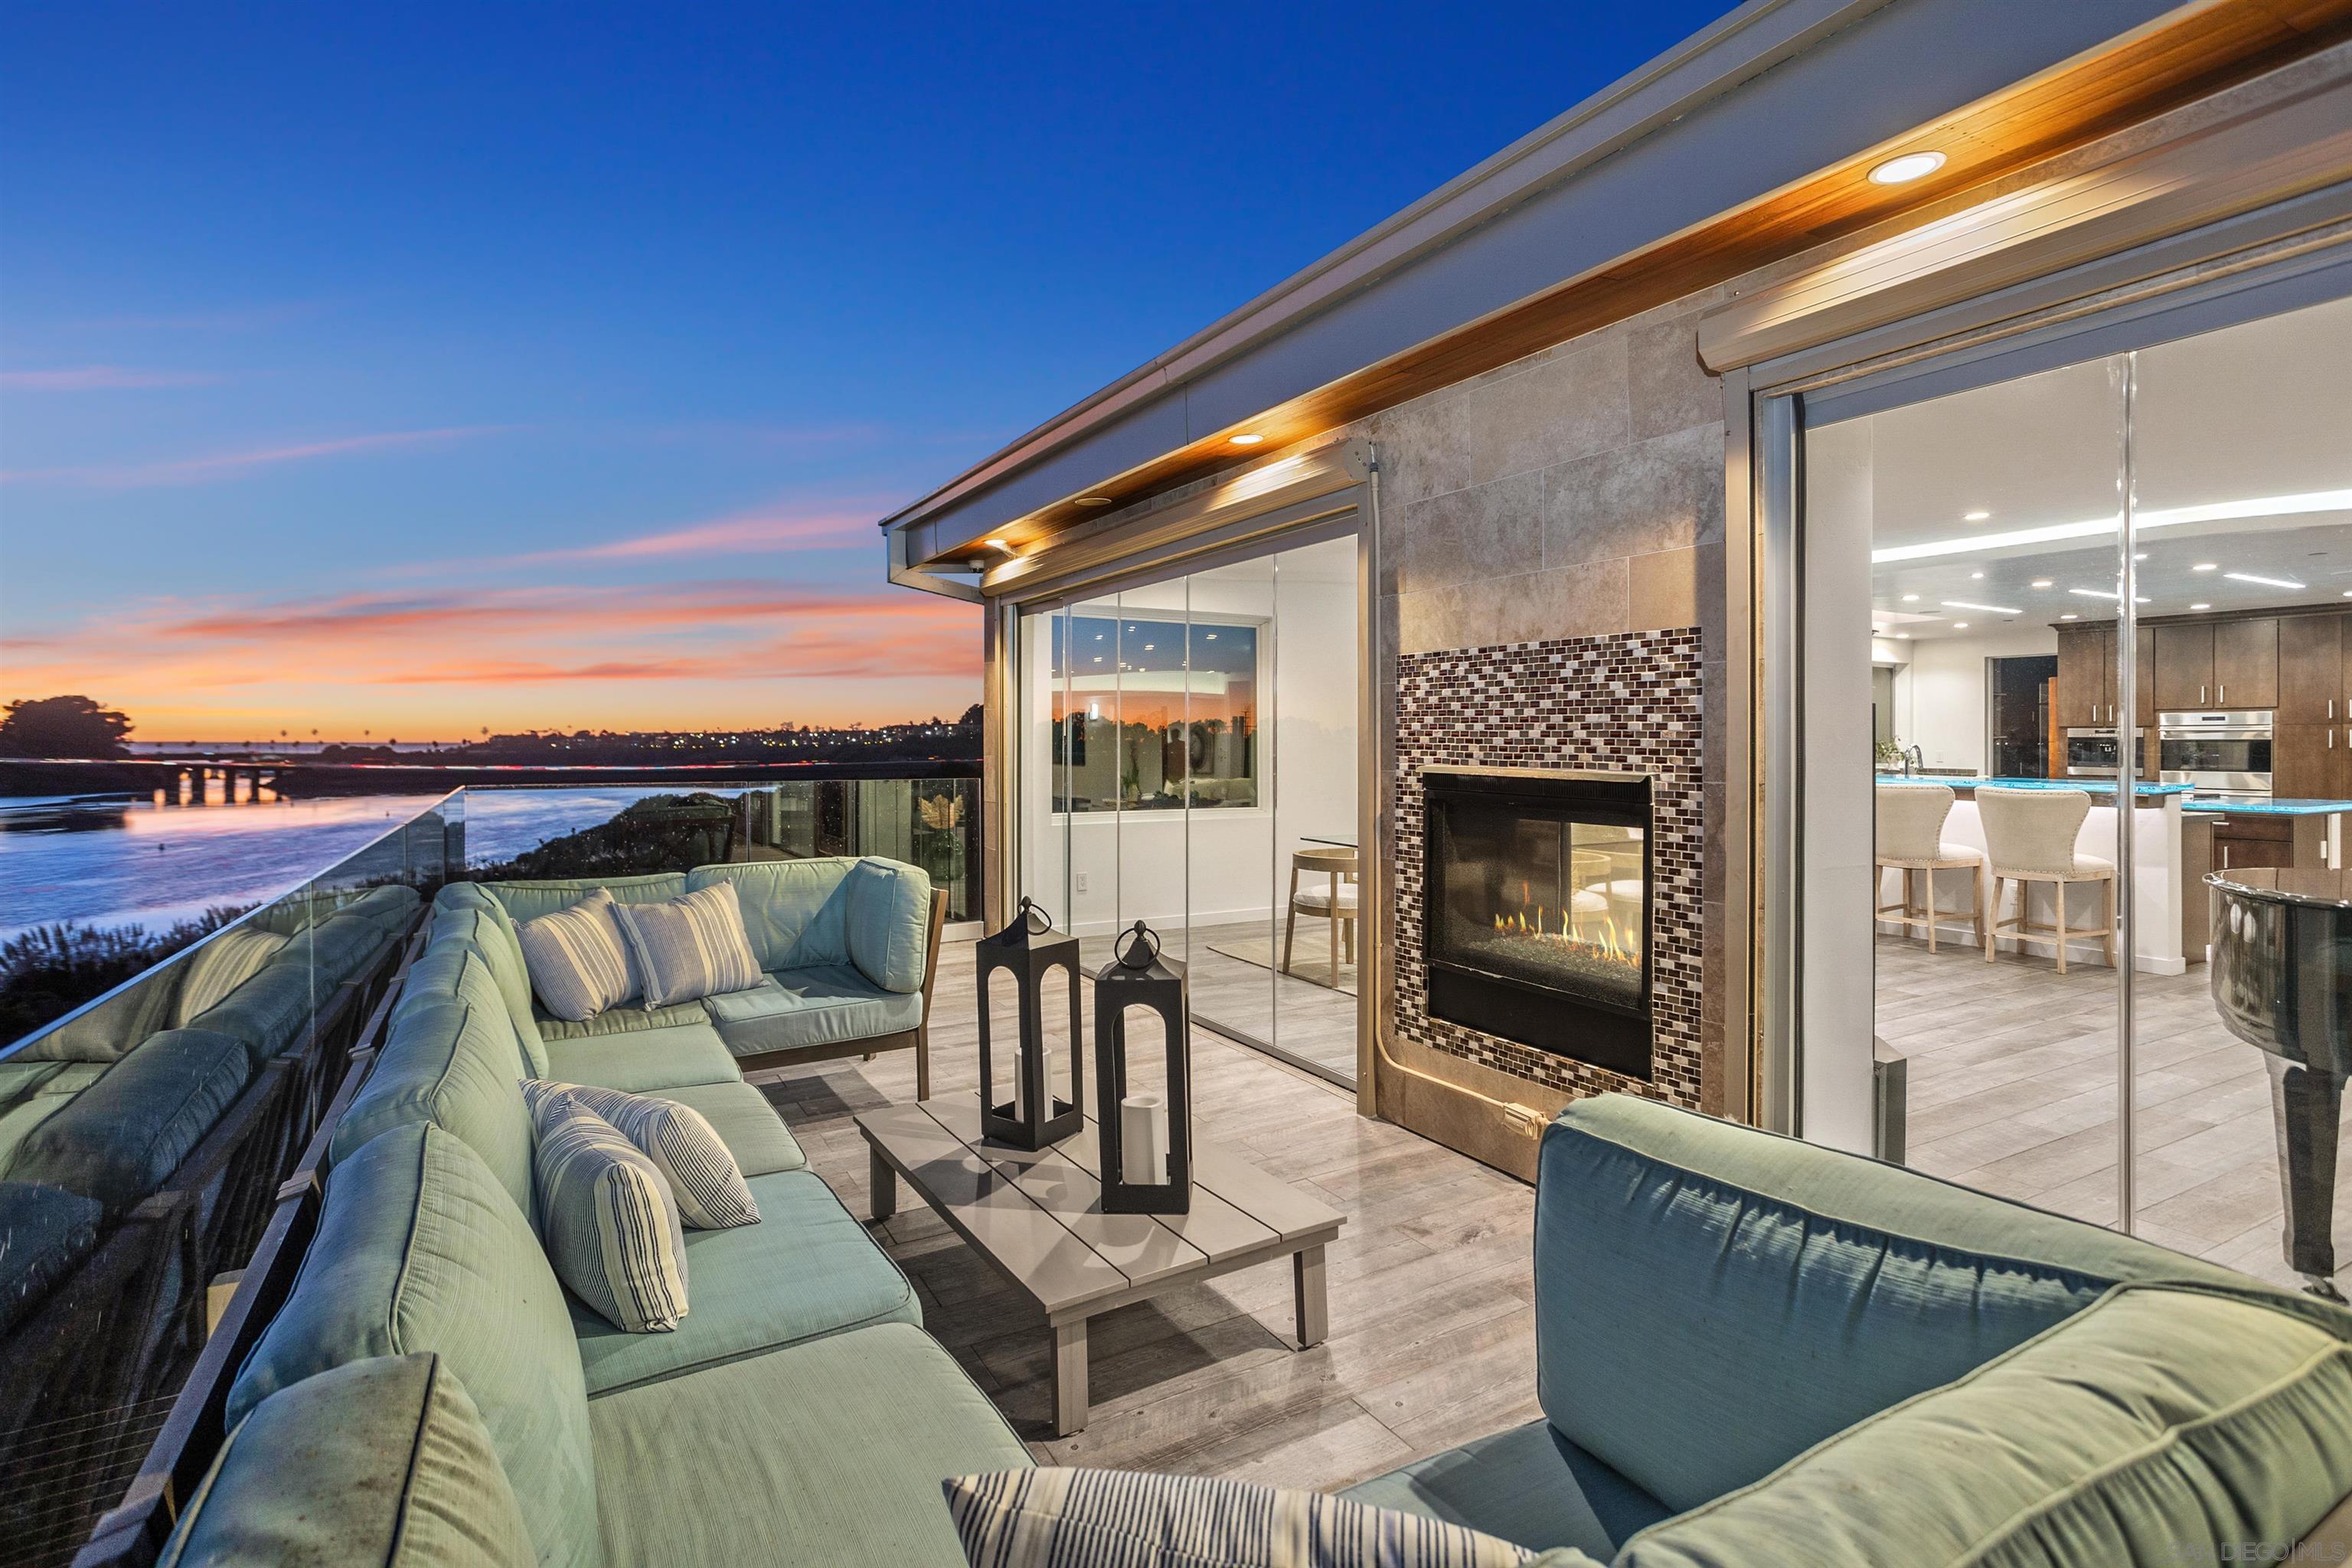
<box><xmin>1014</xmin><ymin>530</ymin><xmax>1361</xmax><ymax>1085</ymax></box>
<box><xmin>1788</xmin><ymin>284</ymin><xmax>2352</xmax><ymax>1295</ymax></box>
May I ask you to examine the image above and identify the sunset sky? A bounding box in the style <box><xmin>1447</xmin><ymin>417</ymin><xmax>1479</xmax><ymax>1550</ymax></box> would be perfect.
<box><xmin>1</xmin><ymin>3</ymin><xmax>1726</xmax><ymax>740</ymax></box>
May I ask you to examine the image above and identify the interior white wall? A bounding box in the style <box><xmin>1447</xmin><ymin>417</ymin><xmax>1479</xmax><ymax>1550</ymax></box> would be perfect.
<box><xmin>1016</xmin><ymin>537</ymin><xmax>1358</xmax><ymax>939</ymax></box>
<box><xmin>1894</xmin><ymin>625</ymin><xmax>2060</xmax><ymax>773</ymax></box>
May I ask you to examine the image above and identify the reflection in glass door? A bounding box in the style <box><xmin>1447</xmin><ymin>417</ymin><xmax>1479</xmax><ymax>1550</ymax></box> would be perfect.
<box><xmin>1798</xmin><ymin>285</ymin><xmax>2352</xmax><ymax>1294</ymax></box>
<box><xmin>1013</xmin><ymin>531</ymin><xmax>1361</xmax><ymax>1086</ymax></box>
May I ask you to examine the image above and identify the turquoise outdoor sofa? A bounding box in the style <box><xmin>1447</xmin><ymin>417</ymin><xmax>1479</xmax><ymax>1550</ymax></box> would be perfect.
<box><xmin>436</xmin><ymin>857</ymin><xmax>949</xmax><ymax>1098</ymax></box>
<box><xmin>1341</xmin><ymin>1095</ymin><xmax>2352</xmax><ymax>1565</ymax></box>
<box><xmin>145</xmin><ymin>854</ymin><xmax>1024</xmax><ymax>1568</ymax></box>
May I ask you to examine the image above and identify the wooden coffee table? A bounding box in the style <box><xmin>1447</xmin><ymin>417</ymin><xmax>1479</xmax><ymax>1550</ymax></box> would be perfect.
<box><xmin>856</xmin><ymin>1096</ymin><xmax>1345</xmax><ymax>1436</ymax></box>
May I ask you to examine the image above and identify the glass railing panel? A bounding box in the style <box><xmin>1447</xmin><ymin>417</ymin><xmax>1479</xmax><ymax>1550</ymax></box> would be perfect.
<box><xmin>0</xmin><ymin>791</ymin><xmax>457</xmax><ymax>1568</ymax></box>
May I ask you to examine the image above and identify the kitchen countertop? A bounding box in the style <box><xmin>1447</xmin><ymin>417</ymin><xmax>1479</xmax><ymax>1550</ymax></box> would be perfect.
<box><xmin>2180</xmin><ymin>798</ymin><xmax>2352</xmax><ymax>817</ymax></box>
<box><xmin>1873</xmin><ymin>775</ymin><xmax>2196</xmax><ymax>797</ymax></box>
<box><xmin>2206</xmin><ymin>865</ymin><xmax>2352</xmax><ymax>908</ymax></box>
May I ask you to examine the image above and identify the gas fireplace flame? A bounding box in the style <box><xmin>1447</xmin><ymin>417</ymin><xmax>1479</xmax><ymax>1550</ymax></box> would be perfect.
<box><xmin>1491</xmin><ymin>886</ymin><xmax>1642</xmax><ymax>972</ymax></box>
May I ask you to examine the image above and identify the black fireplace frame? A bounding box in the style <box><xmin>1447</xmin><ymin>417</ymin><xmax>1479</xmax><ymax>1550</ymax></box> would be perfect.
<box><xmin>1420</xmin><ymin>767</ymin><xmax>1655</xmax><ymax>1081</ymax></box>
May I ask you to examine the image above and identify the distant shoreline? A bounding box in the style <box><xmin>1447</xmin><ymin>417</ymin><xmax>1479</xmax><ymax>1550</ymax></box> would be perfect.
<box><xmin>0</xmin><ymin>756</ymin><xmax>982</xmax><ymax>799</ymax></box>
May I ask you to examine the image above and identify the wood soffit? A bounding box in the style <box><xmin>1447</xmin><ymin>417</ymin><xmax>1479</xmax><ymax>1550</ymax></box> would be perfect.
<box><xmin>913</xmin><ymin>0</ymin><xmax>2352</xmax><ymax>570</ymax></box>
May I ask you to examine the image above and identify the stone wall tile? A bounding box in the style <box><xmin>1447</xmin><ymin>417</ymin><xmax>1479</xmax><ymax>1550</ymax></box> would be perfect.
<box><xmin>1390</xmin><ymin>471</ymin><xmax>1544</xmax><ymax>596</ymax></box>
<box><xmin>1465</xmin><ymin>335</ymin><xmax>1631</xmax><ymax>488</ymax></box>
<box><xmin>1627</xmin><ymin>547</ymin><xmax>1699</xmax><ymax>633</ymax></box>
<box><xmin>1628</xmin><ymin>315</ymin><xmax>1723</xmax><ymax>441</ymax></box>
<box><xmin>1544</xmin><ymin>422</ymin><xmax>1725</xmax><ymax>568</ymax></box>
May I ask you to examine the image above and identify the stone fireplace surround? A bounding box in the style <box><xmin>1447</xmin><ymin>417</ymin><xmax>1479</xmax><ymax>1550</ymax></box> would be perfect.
<box><xmin>1393</xmin><ymin>625</ymin><xmax>1704</xmax><ymax>1108</ymax></box>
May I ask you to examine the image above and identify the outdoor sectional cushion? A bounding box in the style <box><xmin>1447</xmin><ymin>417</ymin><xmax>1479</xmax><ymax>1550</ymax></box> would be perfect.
<box><xmin>230</xmin><ymin>1122</ymin><xmax>599</xmax><ymax>1568</ymax></box>
<box><xmin>1342</xmin><ymin>1418</ymin><xmax>1671</xmax><ymax>1563</ymax></box>
<box><xmin>185</xmin><ymin>956</ymin><xmax>318</xmax><ymax>1066</ymax></box>
<box><xmin>704</xmin><ymin>965</ymin><xmax>923</xmax><ymax>1057</ymax></box>
<box><xmin>1535</xmin><ymin>1096</ymin><xmax>2301</xmax><ymax>1514</ymax></box>
<box><xmin>651</xmin><ymin>1080</ymin><xmax>806</xmax><ymax>1177</ymax></box>
<box><xmin>0</xmin><ymin>1180</ymin><xmax>104</xmax><ymax>1337</ymax></box>
<box><xmin>841</xmin><ymin>856</ymin><xmax>933</xmax><ymax>993</ymax></box>
<box><xmin>533</xmin><ymin>998</ymin><xmax>709</xmax><ymax>1040</ymax></box>
<box><xmin>1616</xmin><ymin>1284</ymin><xmax>2352</xmax><ymax>1567</ymax></box>
<box><xmin>483</xmin><ymin>872</ymin><xmax>688</xmax><ymax>926</ymax></box>
<box><xmin>397</xmin><ymin>938</ymin><xmax>546</xmax><ymax>1079</ymax></box>
<box><xmin>332</xmin><ymin>996</ymin><xmax>537</xmax><ymax>1220</ymax></box>
<box><xmin>160</xmin><ymin>1354</ymin><xmax>535</xmax><ymax>1568</ymax></box>
<box><xmin>170</xmin><ymin>926</ymin><xmax>290</xmax><ymax>1027</ymax></box>
<box><xmin>9</xmin><ymin>1028</ymin><xmax>253</xmax><ymax>1210</ymax></box>
<box><xmin>542</xmin><ymin>1021</ymin><xmax>742</xmax><ymax>1094</ymax></box>
<box><xmin>683</xmin><ymin>860</ymin><xmax>854</xmax><ymax>971</ymax></box>
<box><xmin>426</xmin><ymin>894</ymin><xmax>546</xmax><ymax>1065</ymax></box>
<box><xmin>307</xmin><ymin>910</ymin><xmax>391</xmax><ymax>985</ymax></box>
<box><xmin>570</xmin><ymin>1168</ymin><xmax>917</xmax><ymax>1396</ymax></box>
<box><xmin>587</xmin><ymin>1321</ymin><xmax>1031</xmax><ymax>1568</ymax></box>
<box><xmin>0</xmin><ymin>1059</ymin><xmax>107</xmax><ymax>1171</ymax></box>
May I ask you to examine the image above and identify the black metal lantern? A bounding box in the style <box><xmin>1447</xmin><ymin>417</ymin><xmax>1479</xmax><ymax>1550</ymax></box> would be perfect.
<box><xmin>976</xmin><ymin>897</ymin><xmax>1083</xmax><ymax>1150</ymax></box>
<box><xmin>1093</xmin><ymin>922</ymin><xmax>1191</xmax><ymax>1214</ymax></box>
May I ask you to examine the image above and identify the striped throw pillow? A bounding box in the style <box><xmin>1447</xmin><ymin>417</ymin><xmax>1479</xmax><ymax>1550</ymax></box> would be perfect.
<box><xmin>530</xmin><ymin>1089</ymin><xmax>689</xmax><ymax>1332</ymax></box>
<box><xmin>610</xmin><ymin>881</ymin><xmax>763</xmax><ymax>1008</ymax></box>
<box><xmin>514</xmin><ymin>887</ymin><xmax>639</xmax><ymax>1022</ymax></box>
<box><xmin>521</xmin><ymin>1080</ymin><xmax>759</xmax><ymax>1230</ymax></box>
<box><xmin>940</xmin><ymin>1469</ymin><xmax>1564</xmax><ymax>1568</ymax></box>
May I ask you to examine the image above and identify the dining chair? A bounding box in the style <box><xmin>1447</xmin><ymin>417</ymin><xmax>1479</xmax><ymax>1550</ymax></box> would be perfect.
<box><xmin>1976</xmin><ymin>786</ymin><xmax>2116</xmax><ymax>973</ymax></box>
<box><xmin>1282</xmin><ymin>846</ymin><xmax>1358</xmax><ymax>988</ymax></box>
<box><xmin>1873</xmin><ymin>783</ymin><xmax>1984</xmax><ymax>955</ymax></box>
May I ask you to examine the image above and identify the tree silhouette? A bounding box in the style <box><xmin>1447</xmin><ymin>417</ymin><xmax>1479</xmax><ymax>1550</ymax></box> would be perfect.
<box><xmin>0</xmin><ymin>695</ymin><xmax>133</xmax><ymax>758</ymax></box>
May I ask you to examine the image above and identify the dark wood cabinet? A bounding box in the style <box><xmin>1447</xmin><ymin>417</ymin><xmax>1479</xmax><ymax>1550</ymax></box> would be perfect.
<box><xmin>2273</xmin><ymin>723</ymin><xmax>2346</xmax><ymax>802</ymax></box>
<box><xmin>2133</xmin><ymin>624</ymin><xmax>2157</xmax><ymax>726</ymax></box>
<box><xmin>2210</xmin><ymin>617</ymin><xmax>2277</xmax><ymax>709</ymax></box>
<box><xmin>2054</xmin><ymin>624</ymin><xmax>2112</xmax><ymax>727</ymax></box>
<box><xmin>2153</xmin><ymin>623</ymin><xmax>2213</xmax><ymax>710</ymax></box>
<box><xmin>2278</xmin><ymin>612</ymin><xmax>2346</xmax><ymax>724</ymax></box>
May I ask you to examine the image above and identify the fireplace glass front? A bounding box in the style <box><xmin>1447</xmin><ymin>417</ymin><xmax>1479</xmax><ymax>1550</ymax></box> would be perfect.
<box><xmin>1422</xmin><ymin>769</ymin><xmax>1653</xmax><ymax>1080</ymax></box>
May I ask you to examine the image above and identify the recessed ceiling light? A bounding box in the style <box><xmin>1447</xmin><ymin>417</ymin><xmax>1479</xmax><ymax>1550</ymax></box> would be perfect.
<box><xmin>1900</xmin><ymin>593</ymin><xmax>1919</xmax><ymax>603</ymax></box>
<box><xmin>1075</xmin><ymin>495</ymin><xmax>1114</xmax><ymax>508</ymax></box>
<box><xmin>2060</xmin><ymin>613</ymin><xmax>2079</xmax><ymax>620</ymax></box>
<box><xmin>2030</xmin><ymin>580</ymin><xmax>2053</xmax><ymax>589</ymax></box>
<box><xmin>1896</xmin><ymin>632</ymin><xmax>1910</xmax><ymax>640</ymax></box>
<box><xmin>1229</xmin><ymin>433</ymin><xmax>1266</xmax><ymax>446</ymax></box>
<box><xmin>2192</xmin><ymin>562</ymin><xmax>2216</xmax><ymax>571</ymax></box>
<box><xmin>1970</xmin><ymin>572</ymin><xmax>1985</xmax><ymax>580</ymax></box>
<box><xmin>1869</xmin><ymin>151</ymin><xmax>1947</xmax><ymax>185</ymax></box>
<box><xmin>2224</xmin><ymin>571</ymin><xmax>2306</xmax><ymax>590</ymax></box>
<box><xmin>2190</xmin><ymin>603</ymin><xmax>2212</xmax><ymax>611</ymax></box>
<box><xmin>1943</xmin><ymin>599</ymin><xmax>2021</xmax><ymax>615</ymax></box>
<box><xmin>2343</xmin><ymin>590</ymin><xmax>2352</xmax><ymax>599</ymax></box>
<box><xmin>1962</xmin><ymin>510</ymin><xmax>1991</xmax><ymax>522</ymax></box>
<box><xmin>2132</xmin><ymin>553</ymin><xmax>2148</xmax><ymax>561</ymax></box>
<box><xmin>1952</xmin><ymin>622</ymin><xmax>1969</xmax><ymax>629</ymax></box>
<box><xmin>1873</xmin><ymin>488</ymin><xmax>2352</xmax><ymax>564</ymax></box>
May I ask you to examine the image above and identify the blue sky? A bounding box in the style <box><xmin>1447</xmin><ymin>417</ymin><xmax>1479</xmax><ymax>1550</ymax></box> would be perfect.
<box><xmin>1</xmin><ymin>2</ymin><xmax>1730</xmax><ymax>739</ymax></box>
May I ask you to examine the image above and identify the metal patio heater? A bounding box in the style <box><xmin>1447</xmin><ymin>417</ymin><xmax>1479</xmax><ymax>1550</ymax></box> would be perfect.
<box><xmin>1093</xmin><ymin>921</ymin><xmax>1191</xmax><ymax>1214</ymax></box>
<box><xmin>975</xmin><ymin>897</ymin><xmax>1083</xmax><ymax>1150</ymax></box>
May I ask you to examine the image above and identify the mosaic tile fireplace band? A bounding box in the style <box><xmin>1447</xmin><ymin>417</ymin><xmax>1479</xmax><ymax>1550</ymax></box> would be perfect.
<box><xmin>1393</xmin><ymin>626</ymin><xmax>1704</xmax><ymax>1106</ymax></box>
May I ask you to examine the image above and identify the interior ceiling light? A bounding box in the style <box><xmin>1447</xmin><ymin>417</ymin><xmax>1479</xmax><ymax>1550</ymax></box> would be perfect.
<box><xmin>983</xmin><ymin>537</ymin><xmax>1012</xmax><ymax>550</ymax></box>
<box><xmin>2190</xmin><ymin>603</ymin><xmax>2212</xmax><ymax>610</ymax></box>
<box><xmin>1229</xmin><ymin>433</ymin><xmax>1266</xmax><ymax>446</ymax></box>
<box><xmin>1075</xmin><ymin>495</ymin><xmax>1114</xmax><ymax>508</ymax></box>
<box><xmin>2060</xmin><ymin>612</ymin><xmax>2079</xmax><ymax>620</ymax></box>
<box><xmin>1900</xmin><ymin>593</ymin><xmax>1919</xmax><ymax>602</ymax></box>
<box><xmin>2193</xmin><ymin>562</ymin><xmax>2217</xmax><ymax>571</ymax></box>
<box><xmin>2225</xmin><ymin>570</ymin><xmax>2306</xmax><ymax>590</ymax></box>
<box><xmin>1970</xmin><ymin>571</ymin><xmax>1985</xmax><ymax>580</ymax></box>
<box><xmin>2030</xmin><ymin>579</ymin><xmax>2053</xmax><ymax>588</ymax></box>
<box><xmin>2132</xmin><ymin>553</ymin><xmax>2148</xmax><ymax>561</ymax></box>
<box><xmin>2068</xmin><ymin>587</ymin><xmax>2152</xmax><ymax>603</ymax></box>
<box><xmin>1953</xmin><ymin>622</ymin><xmax>1969</xmax><ymax>629</ymax></box>
<box><xmin>1896</xmin><ymin>632</ymin><xmax>1911</xmax><ymax>639</ymax></box>
<box><xmin>1962</xmin><ymin>510</ymin><xmax>1991</xmax><ymax>521</ymax></box>
<box><xmin>1869</xmin><ymin>150</ymin><xmax>1947</xmax><ymax>185</ymax></box>
<box><xmin>1870</xmin><ymin>488</ymin><xmax>2352</xmax><ymax>564</ymax></box>
<box><xmin>1942</xmin><ymin>599</ymin><xmax>2021</xmax><ymax>615</ymax></box>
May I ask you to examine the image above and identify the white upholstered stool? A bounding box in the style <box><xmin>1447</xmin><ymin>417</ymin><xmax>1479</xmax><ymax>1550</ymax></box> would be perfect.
<box><xmin>1976</xmin><ymin>786</ymin><xmax>2116</xmax><ymax>974</ymax></box>
<box><xmin>1874</xmin><ymin>783</ymin><xmax>1984</xmax><ymax>956</ymax></box>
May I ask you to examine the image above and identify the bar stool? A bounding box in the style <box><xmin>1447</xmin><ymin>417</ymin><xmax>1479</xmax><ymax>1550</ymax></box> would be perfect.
<box><xmin>1873</xmin><ymin>784</ymin><xmax>1983</xmax><ymax>955</ymax></box>
<box><xmin>1282</xmin><ymin>847</ymin><xmax>1358</xmax><ymax>987</ymax></box>
<box><xmin>1977</xmin><ymin>786</ymin><xmax>2116</xmax><ymax>973</ymax></box>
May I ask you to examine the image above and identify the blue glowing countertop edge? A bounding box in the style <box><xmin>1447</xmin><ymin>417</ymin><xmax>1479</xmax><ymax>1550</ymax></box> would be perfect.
<box><xmin>2179</xmin><ymin>798</ymin><xmax>2352</xmax><ymax>817</ymax></box>
<box><xmin>1871</xmin><ymin>775</ymin><xmax>2195</xmax><ymax>797</ymax></box>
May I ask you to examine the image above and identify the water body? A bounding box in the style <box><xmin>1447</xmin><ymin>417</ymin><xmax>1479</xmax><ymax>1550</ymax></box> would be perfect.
<box><xmin>0</xmin><ymin>786</ymin><xmax>719</xmax><ymax>942</ymax></box>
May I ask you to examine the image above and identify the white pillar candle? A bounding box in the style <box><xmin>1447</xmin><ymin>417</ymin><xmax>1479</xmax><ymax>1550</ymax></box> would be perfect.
<box><xmin>1120</xmin><ymin>1093</ymin><xmax>1166</xmax><ymax>1186</ymax></box>
<box><xmin>1019</xmin><ymin>1041</ymin><xmax>1056</xmax><ymax>1119</ymax></box>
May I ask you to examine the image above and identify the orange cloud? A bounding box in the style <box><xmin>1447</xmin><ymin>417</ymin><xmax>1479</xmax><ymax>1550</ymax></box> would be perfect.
<box><xmin>1</xmin><ymin>426</ymin><xmax>504</xmax><ymax>487</ymax></box>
